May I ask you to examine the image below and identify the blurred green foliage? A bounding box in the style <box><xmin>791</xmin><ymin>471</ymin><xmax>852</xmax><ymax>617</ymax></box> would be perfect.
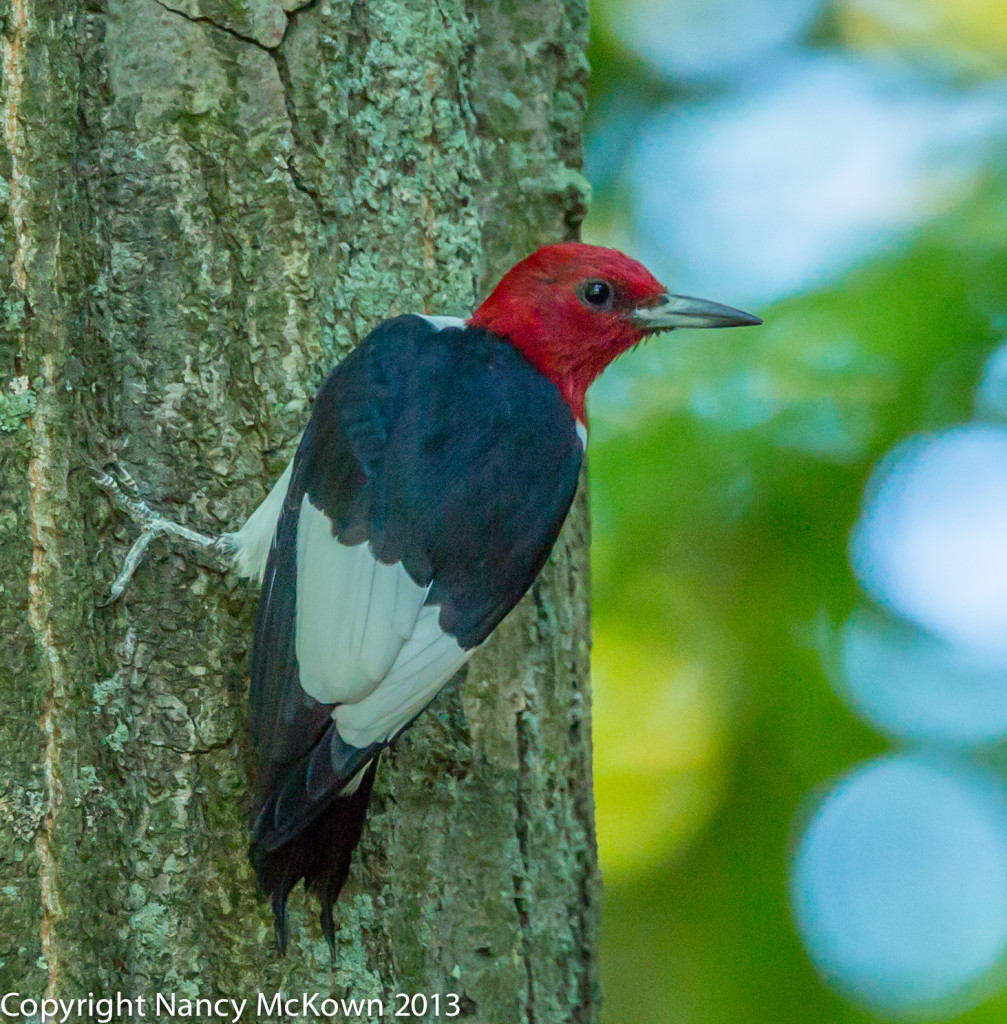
<box><xmin>583</xmin><ymin>0</ymin><xmax>1007</xmax><ymax>1019</ymax></box>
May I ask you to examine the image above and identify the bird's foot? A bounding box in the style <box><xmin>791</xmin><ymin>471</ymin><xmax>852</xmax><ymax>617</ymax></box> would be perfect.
<box><xmin>93</xmin><ymin>462</ymin><xmax>227</xmax><ymax>604</ymax></box>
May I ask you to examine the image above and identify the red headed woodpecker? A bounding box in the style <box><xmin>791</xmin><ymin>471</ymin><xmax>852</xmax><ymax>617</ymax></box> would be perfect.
<box><xmin>229</xmin><ymin>242</ymin><xmax>760</xmax><ymax>952</ymax></box>
<box><xmin>95</xmin><ymin>242</ymin><xmax>759</xmax><ymax>953</ymax></box>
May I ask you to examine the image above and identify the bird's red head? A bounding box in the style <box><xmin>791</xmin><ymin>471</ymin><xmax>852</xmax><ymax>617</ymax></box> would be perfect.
<box><xmin>469</xmin><ymin>242</ymin><xmax>760</xmax><ymax>423</ymax></box>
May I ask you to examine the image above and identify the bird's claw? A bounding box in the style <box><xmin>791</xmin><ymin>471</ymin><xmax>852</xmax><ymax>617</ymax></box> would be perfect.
<box><xmin>101</xmin><ymin>461</ymin><xmax>141</xmax><ymax>498</ymax></box>
<box><xmin>92</xmin><ymin>462</ymin><xmax>157</xmax><ymax>528</ymax></box>
<box><xmin>93</xmin><ymin>461</ymin><xmax>223</xmax><ymax>604</ymax></box>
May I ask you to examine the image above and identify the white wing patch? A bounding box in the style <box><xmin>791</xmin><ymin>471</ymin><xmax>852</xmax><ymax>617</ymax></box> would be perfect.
<box><xmin>296</xmin><ymin>497</ymin><xmax>470</xmax><ymax>747</ymax></box>
<box><xmin>335</xmin><ymin>605</ymin><xmax>470</xmax><ymax>748</ymax></box>
<box><xmin>295</xmin><ymin>498</ymin><xmax>429</xmax><ymax>706</ymax></box>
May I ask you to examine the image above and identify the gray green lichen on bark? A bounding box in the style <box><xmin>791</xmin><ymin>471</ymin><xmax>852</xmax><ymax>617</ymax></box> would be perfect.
<box><xmin>0</xmin><ymin>0</ymin><xmax>597</xmax><ymax>1019</ymax></box>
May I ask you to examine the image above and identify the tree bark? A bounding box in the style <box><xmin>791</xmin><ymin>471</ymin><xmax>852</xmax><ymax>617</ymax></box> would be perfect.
<box><xmin>0</xmin><ymin>0</ymin><xmax>597</xmax><ymax>1019</ymax></box>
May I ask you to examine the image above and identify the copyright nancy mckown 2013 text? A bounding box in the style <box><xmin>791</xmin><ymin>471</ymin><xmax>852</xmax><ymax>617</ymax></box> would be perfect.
<box><xmin>0</xmin><ymin>991</ymin><xmax>464</xmax><ymax>1022</ymax></box>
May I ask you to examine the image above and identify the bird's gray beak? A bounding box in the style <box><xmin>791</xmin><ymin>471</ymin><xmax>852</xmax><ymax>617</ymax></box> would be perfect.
<box><xmin>633</xmin><ymin>293</ymin><xmax>762</xmax><ymax>332</ymax></box>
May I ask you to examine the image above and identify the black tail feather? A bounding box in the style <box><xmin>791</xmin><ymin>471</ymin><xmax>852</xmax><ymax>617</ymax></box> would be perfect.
<box><xmin>309</xmin><ymin>759</ymin><xmax>379</xmax><ymax>953</ymax></box>
<box><xmin>271</xmin><ymin>887</ymin><xmax>290</xmax><ymax>955</ymax></box>
<box><xmin>251</xmin><ymin>751</ymin><xmax>380</xmax><ymax>954</ymax></box>
<box><xmin>320</xmin><ymin>900</ymin><xmax>336</xmax><ymax>956</ymax></box>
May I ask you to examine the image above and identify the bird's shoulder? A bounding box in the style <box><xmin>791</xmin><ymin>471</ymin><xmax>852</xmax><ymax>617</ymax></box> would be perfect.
<box><xmin>313</xmin><ymin>312</ymin><xmax>570</xmax><ymax>420</ymax></box>
<box><xmin>301</xmin><ymin>313</ymin><xmax>583</xmax><ymax>523</ymax></box>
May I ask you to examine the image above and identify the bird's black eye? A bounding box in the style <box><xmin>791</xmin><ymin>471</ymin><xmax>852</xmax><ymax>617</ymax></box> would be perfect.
<box><xmin>579</xmin><ymin>279</ymin><xmax>613</xmax><ymax>310</ymax></box>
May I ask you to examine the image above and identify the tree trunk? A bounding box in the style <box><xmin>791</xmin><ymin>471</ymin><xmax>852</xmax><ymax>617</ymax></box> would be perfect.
<box><xmin>0</xmin><ymin>0</ymin><xmax>597</xmax><ymax>1019</ymax></box>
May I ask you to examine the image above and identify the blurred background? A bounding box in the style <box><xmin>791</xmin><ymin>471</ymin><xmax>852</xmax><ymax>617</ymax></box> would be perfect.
<box><xmin>581</xmin><ymin>0</ymin><xmax>1007</xmax><ymax>1021</ymax></box>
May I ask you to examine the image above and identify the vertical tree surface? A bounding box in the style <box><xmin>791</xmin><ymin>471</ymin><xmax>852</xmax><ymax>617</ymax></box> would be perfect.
<box><xmin>0</xmin><ymin>0</ymin><xmax>597</xmax><ymax>1019</ymax></box>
